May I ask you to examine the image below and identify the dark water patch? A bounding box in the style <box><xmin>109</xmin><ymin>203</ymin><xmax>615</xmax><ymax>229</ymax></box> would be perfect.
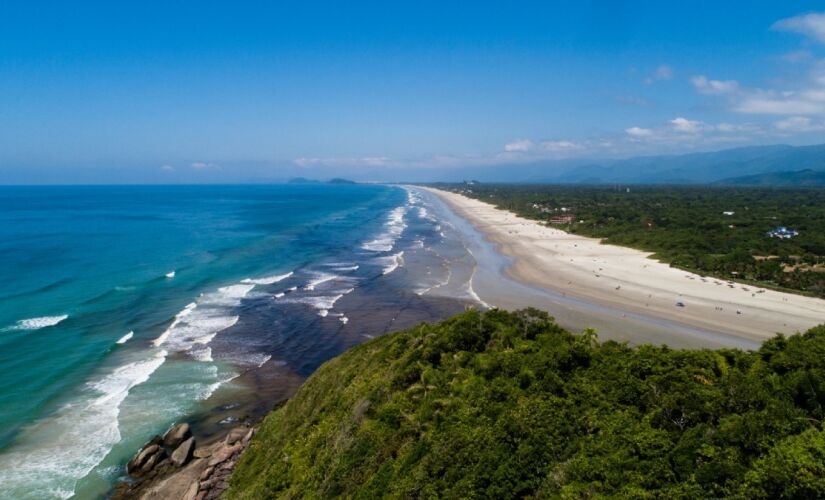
<box><xmin>0</xmin><ymin>277</ymin><xmax>74</xmax><ymax>301</ymax></box>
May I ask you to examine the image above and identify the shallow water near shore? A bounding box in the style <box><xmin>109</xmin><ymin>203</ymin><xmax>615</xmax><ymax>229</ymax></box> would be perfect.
<box><xmin>0</xmin><ymin>184</ymin><xmax>479</xmax><ymax>499</ymax></box>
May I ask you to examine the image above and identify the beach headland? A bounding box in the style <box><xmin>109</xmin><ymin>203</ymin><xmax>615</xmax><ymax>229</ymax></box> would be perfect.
<box><xmin>421</xmin><ymin>186</ymin><xmax>825</xmax><ymax>348</ymax></box>
<box><xmin>115</xmin><ymin>184</ymin><xmax>825</xmax><ymax>496</ymax></box>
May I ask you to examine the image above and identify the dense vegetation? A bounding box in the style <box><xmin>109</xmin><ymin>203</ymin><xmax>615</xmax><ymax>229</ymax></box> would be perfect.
<box><xmin>228</xmin><ymin>309</ymin><xmax>825</xmax><ymax>499</ymax></box>
<box><xmin>446</xmin><ymin>184</ymin><xmax>825</xmax><ymax>297</ymax></box>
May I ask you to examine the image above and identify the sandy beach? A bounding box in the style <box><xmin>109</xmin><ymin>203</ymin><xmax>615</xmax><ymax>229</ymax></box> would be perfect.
<box><xmin>423</xmin><ymin>187</ymin><xmax>825</xmax><ymax>345</ymax></box>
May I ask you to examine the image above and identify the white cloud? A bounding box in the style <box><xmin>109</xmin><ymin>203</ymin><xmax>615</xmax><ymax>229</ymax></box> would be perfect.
<box><xmin>772</xmin><ymin>12</ymin><xmax>825</xmax><ymax>43</ymax></box>
<box><xmin>540</xmin><ymin>140</ymin><xmax>583</xmax><ymax>152</ymax></box>
<box><xmin>620</xmin><ymin>118</ymin><xmax>766</xmax><ymax>150</ymax></box>
<box><xmin>293</xmin><ymin>157</ymin><xmax>392</xmax><ymax>168</ymax></box>
<box><xmin>503</xmin><ymin>139</ymin><xmax>534</xmax><ymax>152</ymax></box>
<box><xmin>644</xmin><ymin>64</ymin><xmax>674</xmax><ymax>84</ymax></box>
<box><xmin>625</xmin><ymin>126</ymin><xmax>654</xmax><ymax>138</ymax></box>
<box><xmin>690</xmin><ymin>75</ymin><xmax>739</xmax><ymax>95</ymax></box>
<box><xmin>190</xmin><ymin>162</ymin><xmax>219</xmax><ymax>170</ymax></box>
<box><xmin>715</xmin><ymin>122</ymin><xmax>760</xmax><ymax>133</ymax></box>
<box><xmin>735</xmin><ymin>91</ymin><xmax>825</xmax><ymax>115</ymax></box>
<box><xmin>497</xmin><ymin>138</ymin><xmax>587</xmax><ymax>159</ymax></box>
<box><xmin>782</xmin><ymin>50</ymin><xmax>814</xmax><ymax>63</ymax></box>
<box><xmin>774</xmin><ymin>116</ymin><xmax>825</xmax><ymax>132</ymax></box>
<box><xmin>687</xmin><ymin>13</ymin><xmax>825</xmax><ymax>120</ymax></box>
<box><xmin>670</xmin><ymin>117</ymin><xmax>707</xmax><ymax>133</ymax></box>
<box><xmin>655</xmin><ymin>64</ymin><xmax>673</xmax><ymax>80</ymax></box>
<box><xmin>160</xmin><ymin>164</ymin><xmax>175</xmax><ymax>172</ymax></box>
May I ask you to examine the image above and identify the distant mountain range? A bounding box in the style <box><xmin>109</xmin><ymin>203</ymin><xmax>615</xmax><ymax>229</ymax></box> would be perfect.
<box><xmin>374</xmin><ymin>143</ymin><xmax>825</xmax><ymax>186</ymax></box>
<box><xmin>552</xmin><ymin>144</ymin><xmax>825</xmax><ymax>184</ymax></box>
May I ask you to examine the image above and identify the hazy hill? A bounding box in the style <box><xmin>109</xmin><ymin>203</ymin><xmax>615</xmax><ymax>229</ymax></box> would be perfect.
<box><xmin>552</xmin><ymin>144</ymin><xmax>825</xmax><ymax>184</ymax></box>
<box><xmin>715</xmin><ymin>169</ymin><xmax>825</xmax><ymax>187</ymax></box>
<box><xmin>366</xmin><ymin>143</ymin><xmax>825</xmax><ymax>185</ymax></box>
<box><xmin>327</xmin><ymin>178</ymin><xmax>356</xmax><ymax>184</ymax></box>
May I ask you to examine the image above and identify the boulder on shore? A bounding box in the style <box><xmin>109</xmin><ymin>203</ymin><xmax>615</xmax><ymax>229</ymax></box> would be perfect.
<box><xmin>224</xmin><ymin>427</ymin><xmax>249</xmax><ymax>446</ymax></box>
<box><xmin>139</xmin><ymin>451</ymin><xmax>166</xmax><ymax>476</ymax></box>
<box><xmin>127</xmin><ymin>438</ymin><xmax>166</xmax><ymax>476</ymax></box>
<box><xmin>163</xmin><ymin>422</ymin><xmax>192</xmax><ymax>449</ymax></box>
<box><xmin>208</xmin><ymin>443</ymin><xmax>242</xmax><ymax>467</ymax></box>
<box><xmin>171</xmin><ymin>436</ymin><xmax>196</xmax><ymax>467</ymax></box>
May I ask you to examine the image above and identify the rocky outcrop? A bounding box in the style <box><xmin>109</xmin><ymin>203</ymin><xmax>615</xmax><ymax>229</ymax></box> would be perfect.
<box><xmin>126</xmin><ymin>438</ymin><xmax>166</xmax><ymax>477</ymax></box>
<box><xmin>171</xmin><ymin>436</ymin><xmax>195</xmax><ymax>467</ymax></box>
<box><xmin>185</xmin><ymin>427</ymin><xmax>254</xmax><ymax>500</ymax></box>
<box><xmin>125</xmin><ymin>423</ymin><xmax>196</xmax><ymax>481</ymax></box>
<box><xmin>163</xmin><ymin>423</ymin><xmax>192</xmax><ymax>449</ymax></box>
<box><xmin>115</xmin><ymin>424</ymin><xmax>255</xmax><ymax>500</ymax></box>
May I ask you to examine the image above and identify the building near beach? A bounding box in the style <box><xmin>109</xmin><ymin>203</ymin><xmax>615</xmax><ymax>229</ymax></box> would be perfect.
<box><xmin>767</xmin><ymin>226</ymin><xmax>798</xmax><ymax>239</ymax></box>
<box><xmin>549</xmin><ymin>214</ymin><xmax>576</xmax><ymax>224</ymax></box>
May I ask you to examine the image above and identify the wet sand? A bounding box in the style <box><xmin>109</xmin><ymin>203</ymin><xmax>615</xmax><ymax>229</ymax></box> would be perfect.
<box><xmin>420</xmin><ymin>187</ymin><xmax>825</xmax><ymax>349</ymax></box>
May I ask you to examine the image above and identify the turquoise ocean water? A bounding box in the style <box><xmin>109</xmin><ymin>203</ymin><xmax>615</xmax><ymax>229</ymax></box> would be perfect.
<box><xmin>0</xmin><ymin>184</ymin><xmax>435</xmax><ymax>498</ymax></box>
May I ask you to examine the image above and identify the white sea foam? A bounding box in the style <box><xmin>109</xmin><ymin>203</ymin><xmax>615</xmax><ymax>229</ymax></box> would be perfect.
<box><xmin>4</xmin><ymin>314</ymin><xmax>69</xmax><ymax>331</ymax></box>
<box><xmin>361</xmin><ymin>206</ymin><xmax>407</xmax><ymax>252</ymax></box>
<box><xmin>466</xmin><ymin>284</ymin><xmax>490</xmax><ymax>309</ymax></box>
<box><xmin>331</xmin><ymin>264</ymin><xmax>359</xmax><ymax>271</ymax></box>
<box><xmin>339</xmin><ymin>316</ymin><xmax>349</xmax><ymax>324</ymax></box>
<box><xmin>151</xmin><ymin>302</ymin><xmax>196</xmax><ymax>346</ymax></box>
<box><xmin>165</xmin><ymin>271</ymin><xmax>176</xmax><ymax>279</ymax></box>
<box><xmin>0</xmin><ymin>275</ymin><xmax>263</xmax><ymax>497</ymax></box>
<box><xmin>313</xmin><ymin>292</ymin><xmax>349</xmax><ymax>310</ymax></box>
<box><xmin>416</xmin><ymin>266</ymin><xmax>452</xmax><ymax>296</ymax></box>
<box><xmin>254</xmin><ymin>354</ymin><xmax>272</xmax><ymax>368</ymax></box>
<box><xmin>152</xmin><ymin>284</ymin><xmax>253</xmax><ymax>352</ymax></box>
<box><xmin>465</xmin><ymin>253</ymin><xmax>491</xmax><ymax>308</ymax></box>
<box><xmin>405</xmin><ymin>188</ymin><xmax>422</xmax><ymax>205</ymax></box>
<box><xmin>285</xmin><ymin>288</ymin><xmax>353</xmax><ymax>316</ymax></box>
<box><xmin>116</xmin><ymin>331</ymin><xmax>134</xmax><ymax>344</ymax></box>
<box><xmin>191</xmin><ymin>346</ymin><xmax>213</xmax><ymax>362</ymax></box>
<box><xmin>0</xmin><ymin>349</ymin><xmax>167</xmax><ymax>499</ymax></box>
<box><xmin>220</xmin><ymin>352</ymin><xmax>273</xmax><ymax>368</ymax></box>
<box><xmin>241</xmin><ymin>272</ymin><xmax>293</xmax><ymax>285</ymax></box>
<box><xmin>378</xmin><ymin>251</ymin><xmax>405</xmax><ymax>275</ymax></box>
<box><xmin>274</xmin><ymin>292</ymin><xmax>285</xmax><ymax>298</ymax></box>
<box><xmin>215</xmin><ymin>284</ymin><xmax>256</xmax><ymax>301</ymax></box>
<box><xmin>304</xmin><ymin>272</ymin><xmax>338</xmax><ymax>290</ymax></box>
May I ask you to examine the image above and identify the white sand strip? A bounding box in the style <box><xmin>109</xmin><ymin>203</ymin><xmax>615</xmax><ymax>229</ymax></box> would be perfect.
<box><xmin>423</xmin><ymin>187</ymin><xmax>825</xmax><ymax>342</ymax></box>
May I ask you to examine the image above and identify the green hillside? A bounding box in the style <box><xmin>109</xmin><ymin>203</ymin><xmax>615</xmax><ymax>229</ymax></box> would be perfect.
<box><xmin>228</xmin><ymin>309</ymin><xmax>825</xmax><ymax>499</ymax></box>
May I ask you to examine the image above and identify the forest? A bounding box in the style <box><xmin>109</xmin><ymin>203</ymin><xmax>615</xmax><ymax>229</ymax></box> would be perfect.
<box><xmin>447</xmin><ymin>184</ymin><xmax>825</xmax><ymax>297</ymax></box>
<box><xmin>228</xmin><ymin>308</ymin><xmax>825</xmax><ymax>499</ymax></box>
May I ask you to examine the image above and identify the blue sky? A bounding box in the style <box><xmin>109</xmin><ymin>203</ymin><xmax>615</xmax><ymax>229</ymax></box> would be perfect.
<box><xmin>2</xmin><ymin>1</ymin><xmax>825</xmax><ymax>182</ymax></box>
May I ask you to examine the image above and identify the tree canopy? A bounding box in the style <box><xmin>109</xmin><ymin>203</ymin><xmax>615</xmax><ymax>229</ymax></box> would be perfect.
<box><xmin>228</xmin><ymin>309</ymin><xmax>825</xmax><ymax>499</ymax></box>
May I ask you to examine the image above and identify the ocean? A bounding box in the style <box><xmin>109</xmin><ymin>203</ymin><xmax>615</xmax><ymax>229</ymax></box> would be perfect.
<box><xmin>0</xmin><ymin>184</ymin><xmax>480</xmax><ymax>499</ymax></box>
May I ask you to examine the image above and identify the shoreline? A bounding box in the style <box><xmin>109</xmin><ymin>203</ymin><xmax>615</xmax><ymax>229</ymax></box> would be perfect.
<box><xmin>422</xmin><ymin>186</ymin><xmax>825</xmax><ymax>345</ymax></box>
<box><xmin>108</xmin><ymin>188</ymin><xmax>475</xmax><ymax>498</ymax></box>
